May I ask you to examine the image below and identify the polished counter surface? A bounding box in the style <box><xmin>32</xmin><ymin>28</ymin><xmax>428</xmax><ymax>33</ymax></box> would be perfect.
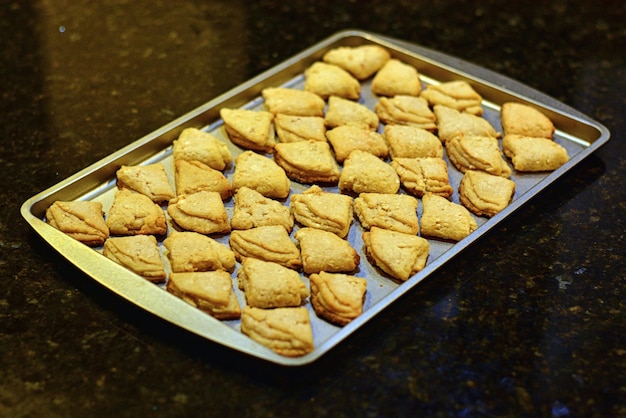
<box><xmin>1</xmin><ymin>1</ymin><xmax>625</xmax><ymax>416</ymax></box>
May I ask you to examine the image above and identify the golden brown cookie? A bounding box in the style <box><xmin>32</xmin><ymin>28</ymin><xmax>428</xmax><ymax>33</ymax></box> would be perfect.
<box><xmin>294</xmin><ymin>227</ymin><xmax>360</xmax><ymax>274</ymax></box>
<box><xmin>261</xmin><ymin>87</ymin><xmax>326</xmax><ymax>117</ymax></box>
<box><xmin>220</xmin><ymin>108</ymin><xmax>276</xmax><ymax>153</ymax></box>
<box><xmin>501</xmin><ymin>102</ymin><xmax>555</xmax><ymax>138</ymax></box>
<box><xmin>362</xmin><ymin>227</ymin><xmax>429</xmax><ymax>281</ymax></box>
<box><xmin>106</xmin><ymin>189</ymin><xmax>167</xmax><ymax>236</ymax></box>
<box><xmin>237</xmin><ymin>258</ymin><xmax>308</xmax><ymax>308</ymax></box>
<box><xmin>502</xmin><ymin>134</ymin><xmax>569</xmax><ymax>172</ymax></box>
<box><xmin>167</xmin><ymin>271</ymin><xmax>241</xmax><ymax>320</ymax></box>
<box><xmin>172</xmin><ymin>127</ymin><xmax>232</xmax><ymax>171</ymax></box>
<box><xmin>273</xmin><ymin>140</ymin><xmax>341</xmax><ymax>184</ymax></box>
<box><xmin>103</xmin><ymin>235</ymin><xmax>166</xmax><ymax>283</ymax></box>
<box><xmin>274</xmin><ymin>114</ymin><xmax>327</xmax><ymax>143</ymax></box>
<box><xmin>115</xmin><ymin>163</ymin><xmax>175</xmax><ymax>203</ymax></box>
<box><xmin>163</xmin><ymin>230</ymin><xmax>236</xmax><ymax>273</ymax></box>
<box><xmin>339</xmin><ymin>150</ymin><xmax>400</xmax><ymax>195</ymax></box>
<box><xmin>309</xmin><ymin>271</ymin><xmax>367</xmax><ymax>326</ymax></box>
<box><xmin>229</xmin><ymin>225</ymin><xmax>302</xmax><ymax>270</ymax></box>
<box><xmin>45</xmin><ymin>200</ymin><xmax>109</xmax><ymax>246</ymax></box>
<box><xmin>232</xmin><ymin>151</ymin><xmax>291</xmax><ymax>199</ymax></box>
<box><xmin>421</xmin><ymin>81</ymin><xmax>483</xmax><ymax>115</ymax></box>
<box><xmin>241</xmin><ymin>306</ymin><xmax>314</xmax><ymax>357</ymax></box>
<box><xmin>446</xmin><ymin>134</ymin><xmax>512</xmax><ymax>178</ymax></box>
<box><xmin>174</xmin><ymin>159</ymin><xmax>232</xmax><ymax>200</ymax></box>
<box><xmin>290</xmin><ymin>185</ymin><xmax>354</xmax><ymax>238</ymax></box>
<box><xmin>420</xmin><ymin>193</ymin><xmax>478</xmax><ymax>242</ymax></box>
<box><xmin>326</xmin><ymin>125</ymin><xmax>389</xmax><ymax>163</ymax></box>
<box><xmin>322</xmin><ymin>44</ymin><xmax>391</xmax><ymax>80</ymax></box>
<box><xmin>434</xmin><ymin>105</ymin><xmax>498</xmax><ymax>143</ymax></box>
<box><xmin>354</xmin><ymin>193</ymin><xmax>419</xmax><ymax>234</ymax></box>
<box><xmin>390</xmin><ymin>157</ymin><xmax>454</xmax><ymax>198</ymax></box>
<box><xmin>375</xmin><ymin>95</ymin><xmax>437</xmax><ymax>131</ymax></box>
<box><xmin>458</xmin><ymin>170</ymin><xmax>516</xmax><ymax>217</ymax></box>
<box><xmin>304</xmin><ymin>61</ymin><xmax>360</xmax><ymax>100</ymax></box>
<box><xmin>383</xmin><ymin>124</ymin><xmax>443</xmax><ymax>159</ymax></box>
<box><xmin>324</xmin><ymin>96</ymin><xmax>379</xmax><ymax>131</ymax></box>
<box><xmin>167</xmin><ymin>190</ymin><xmax>230</xmax><ymax>235</ymax></box>
<box><xmin>371</xmin><ymin>59</ymin><xmax>422</xmax><ymax>97</ymax></box>
<box><xmin>230</xmin><ymin>187</ymin><xmax>294</xmax><ymax>232</ymax></box>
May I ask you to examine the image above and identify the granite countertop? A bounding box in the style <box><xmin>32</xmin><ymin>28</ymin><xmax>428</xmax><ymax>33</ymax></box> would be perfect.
<box><xmin>1</xmin><ymin>0</ymin><xmax>625</xmax><ymax>416</ymax></box>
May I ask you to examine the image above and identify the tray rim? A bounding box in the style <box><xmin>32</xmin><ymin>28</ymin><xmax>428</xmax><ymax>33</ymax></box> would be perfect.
<box><xmin>21</xmin><ymin>29</ymin><xmax>611</xmax><ymax>366</ymax></box>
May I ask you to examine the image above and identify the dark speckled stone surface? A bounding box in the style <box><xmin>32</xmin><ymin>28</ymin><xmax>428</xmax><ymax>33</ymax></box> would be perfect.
<box><xmin>1</xmin><ymin>1</ymin><xmax>625</xmax><ymax>416</ymax></box>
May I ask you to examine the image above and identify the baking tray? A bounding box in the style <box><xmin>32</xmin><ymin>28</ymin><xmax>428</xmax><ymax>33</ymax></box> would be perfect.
<box><xmin>21</xmin><ymin>30</ymin><xmax>610</xmax><ymax>366</ymax></box>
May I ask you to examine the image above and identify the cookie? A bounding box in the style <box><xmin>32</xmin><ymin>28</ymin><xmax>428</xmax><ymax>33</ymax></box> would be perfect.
<box><xmin>290</xmin><ymin>185</ymin><xmax>354</xmax><ymax>238</ymax></box>
<box><xmin>163</xmin><ymin>231</ymin><xmax>236</xmax><ymax>273</ymax></box>
<box><xmin>458</xmin><ymin>170</ymin><xmax>516</xmax><ymax>217</ymax></box>
<box><xmin>362</xmin><ymin>227</ymin><xmax>429</xmax><ymax>281</ymax></box>
<box><xmin>241</xmin><ymin>306</ymin><xmax>314</xmax><ymax>357</ymax></box>
<box><xmin>103</xmin><ymin>235</ymin><xmax>166</xmax><ymax>283</ymax></box>
<box><xmin>309</xmin><ymin>271</ymin><xmax>367</xmax><ymax>326</ymax></box>
<box><xmin>172</xmin><ymin>127</ymin><xmax>232</xmax><ymax>171</ymax></box>
<box><xmin>167</xmin><ymin>271</ymin><xmax>241</xmax><ymax>320</ymax></box>
<box><xmin>339</xmin><ymin>150</ymin><xmax>400</xmax><ymax>195</ymax></box>
<box><xmin>371</xmin><ymin>59</ymin><xmax>421</xmax><ymax>97</ymax></box>
<box><xmin>420</xmin><ymin>193</ymin><xmax>478</xmax><ymax>242</ymax></box>
<box><xmin>421</xmin><ymin>81</ymin><xmax>483</xmax><ymax>115</ymax></box>
<box><xmin>294</xmin><ymin>227</ymin><xmax>360</xmax><ymax>275</ymax></box>
<box><xmin>45</xmin><ymin>200</ymin><xmax>109</xmax><ymax>246</ymax></box>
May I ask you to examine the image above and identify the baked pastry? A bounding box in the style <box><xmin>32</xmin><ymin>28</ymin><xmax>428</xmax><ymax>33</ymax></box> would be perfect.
<box><xmin>502</xmin><ymin>134</ymin><xmax>569</xmax><ymax>172</ymax></box>
<box><xmin>106</xmin><ymin>189</ymin><xmax>167</xmax><ymax>236</ymax></box>
<box><xmin>390</xmin><ymin>157</ymin><xmax>454</xmax><ymax>198</ymax></box>
<box><xmin>102</xmin><ymin>235</ymin><xmax>166</xmax><ymax>283</ymax></box>
<box><xmin>420</xmin><ymin>193</ymin><xmax>478</xmax><ymax>242</ymax></box>
<box><xmin>172</xmin><ymin>127</ymin><xmax>232</xmax><ymax>171</ymax></box>
<box><xmin>421</xmin><ymin>81</ymin><xmax>483</xmax><ymax>115</ymax></box>
<box><xmin>324</xmin><ymin>96</ymin><xmax>379</xmax><ymax>131</ymax></box>
<box><xmin>353</xmin><ymin>193</ymin><xmax>419</xmax><ymax>234</ymax></box>
<box><xmin>339</xmin><ymin>150</ymin><xmax>400</xmax><ymax>195</ymax></box>
<box><xmin>374</xmin><ymin>95</ymin><xmax>437</xmax><ymax>131</ymax></box>
<box><xmin>322</xmin><ymin>44</ymin><xmax>391</xmax><ymax>80</ymax></box>
<box><xmin>230</xmin><ymin>186</ymin><xmax>294</xmax><ymax>232</ymax></box>
<box><xmin>294</xmin><ymin>227</ymin><xmax>360</xmax><ymax>274</ymax></box>
<box><xmin>45</xmin><ymin>200</ymin><xmax>109</xmax><ymax>246</ymax></box>
<box><xmin>261</xmin><ymin>87</ymin><xmax>325</xmax><ymax>117</ymax></box>
<box><xmin>163</xmin><ymin>230</ymin><xmax>236</xmax><ymax>273</ymax></box>
<box><xmin>273</xmin><ymin>140</ymin><xmax>341</xmax><ymax>184</ymax></box>
<box><xmin>309</xmin><ymin>271</ymin><xmax>367</xmax><ymax>326</ymax></box>
<box><xmin>115</xmin><ymin>163</ymin><xmax>175</xmax><ymax>203</ymax></box>
<box><xmin>174</xmin><ymin>159</ymin><xmax>232</xmax><ymax>200</ymax></box>
<box><xmin>220</xmin><ymin>108</ymin><xmax>275</xmax><ymax>153</ymax></box>
<box><xmin>459</xmin><ymin>170</ymin><xmax>516</xmax><ymax>217</ymax></box>
<box><xmin>241</xmin><ymin>306</ymin><xmax>314</xmax><ymax>357</ymax></box>
<box><xmin>434</xmin><ymin>105</ymin><xmax>498</xmax><ymax>143</ymax></box>
<box><xmin>290</xmin><ymin>185</ymin><xmax>354</xmax><ymax>238</ymax></box>
<box><xmin>237</xmin><ymin>258</ymin><xmax>308</xmax><ymax>308</ymax></box>
<box><xmin>383</xmin><ymin>124</ymin><xmax>443</xmax><ymax>159</ymax></box>
<box><xmin>446</xmin><ymin>134</ymin><xmax>512</xmax><ymax>178</ymax></box>
<box><xmin>501</xmin><ymin>102</ymin><xmax>555</xmax><ymax>138</ymax></box>
<box><xmin>304</xmin><ymin>61</ymin><xmax>360</xmax><ymax>100</ymax></box>
<box><xmin>229</xmin><ymin>225</ymin><xmax>302</xmax><ymax>270</ymax></box>
<box><xmin>167</xmin><ymin>271</ymin><xmax>241</xmax><ymax>320</ymax></box>
<box><xmin>371</xmin><ymin>59</ymin><xmax>421</xmax><ymax>97</ymax></box>
<box><xmin>231</xmin><ymin>151</ymin><xmax>290</xmax><ymax>199</ymax></box>
<box><xmin>362</xmin><ymin>227</ymin><xmax>429</xmax><ymax>281</ymax></box>
<box><xmin>325</xmin><ymin>125</ymin><xmax>389</xmax><ymax>163</ymax></box>
<box><xmin>274</xmin><ymin>114</ymin><xmax>327</xmax><ymax>143</ymax></box>
<box><xmin>167</xmin><ymin>190</ymin><xmax>230</xmax><ymax>235</ymax></box>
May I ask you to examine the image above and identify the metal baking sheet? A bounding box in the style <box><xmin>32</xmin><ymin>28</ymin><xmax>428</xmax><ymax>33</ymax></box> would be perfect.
<box><xmin>21</xmin><ymin>30</ymin><xmax>610</xmax><ymax>366</ymax></box>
